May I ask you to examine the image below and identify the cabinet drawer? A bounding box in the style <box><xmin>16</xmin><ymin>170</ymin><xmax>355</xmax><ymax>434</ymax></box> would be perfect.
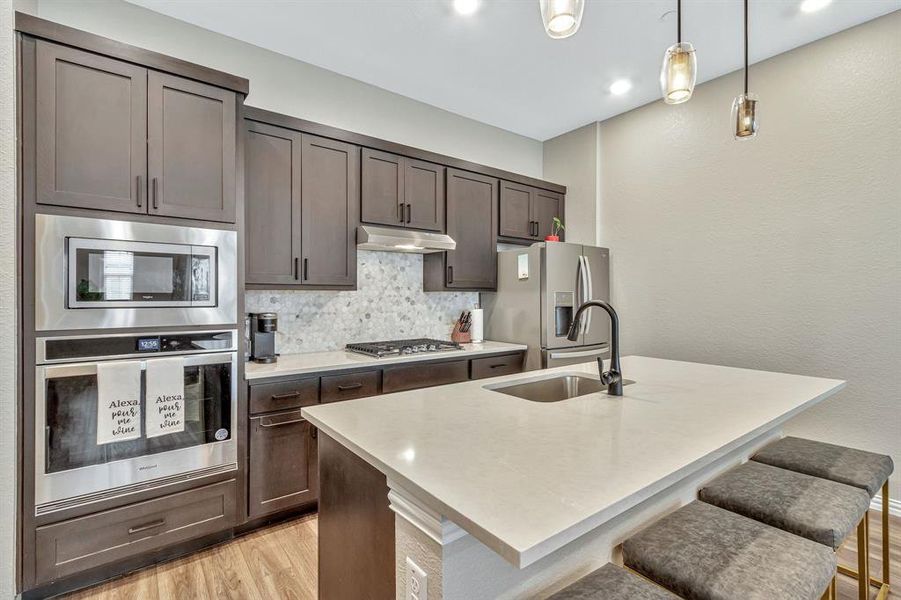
<box><xmin>249</xmin><ymin>410</ymin><xmax>317</xmax><ymax>518</ymax></box>
<box><xmin>35</xmin><ymin>479</ymin><xmax>236</xmax><ymax>584</ymax></box>
<box><xmin>382</xmin><ymin>359</ymin><xmax>468</xmax><ymax>394</ymax></box>
<box><xmin>321</xmin><ymin>370</ymin><xmax>380</xmax><ymax>403</ymax></box>
<box><xmin>249</xmin><ymin>377</ymin><xmax>319</xmax><ymax>414</ymax></box>
<box><xmin>470</xmin><ymin>353</ymin><xmax>525</xmax><ymax>380</ymax></box>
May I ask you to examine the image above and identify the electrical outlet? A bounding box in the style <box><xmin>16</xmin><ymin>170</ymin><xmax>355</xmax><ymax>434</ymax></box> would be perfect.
<box><xmin>405</xmin><ymin>556</ymin><xmax>428</xmax><ymax>600</ymax></box>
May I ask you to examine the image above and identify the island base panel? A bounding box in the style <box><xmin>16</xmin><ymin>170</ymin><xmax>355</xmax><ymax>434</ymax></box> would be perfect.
<box><xmin>318</xmin><ymin>433</ymin><xmax>396</xmax><ymax>599</ymax></box>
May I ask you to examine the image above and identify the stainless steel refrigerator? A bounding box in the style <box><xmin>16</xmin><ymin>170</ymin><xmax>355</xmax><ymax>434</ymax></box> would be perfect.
<box><xmin>482</xmin><ymin>242</ymin><xmax>610</xmax><ymax>371</ymax></box>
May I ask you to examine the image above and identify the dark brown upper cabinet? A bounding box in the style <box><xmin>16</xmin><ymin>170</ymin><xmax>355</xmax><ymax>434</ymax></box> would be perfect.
<box><xmin>245</xmin><ymin>121</ymin><xmax>302</xmax><ymax>286</ymax></box>
<box><xmin>32</xmin><ymin>40</ymin><xmax>237</xmax><ymax>223</ymax></box>
<box><xmin>499</xmin><ymin>180</ymin><xmax>564</xmax><ymax>242</ymax></box>
<box><xmin>424</xmin><ymin>169</ymin><xmax>498</xmax><ymax>290</ymax></box>
<box><xmin>361</xmin><ymin>149</ymin><xmax>444</xmax><ymax>232</ymax></box>
<box><xmin>300</xmin><ymin>134</ymin><xmax>359</xmax><ymax>286</ymax></box>
<box><xmin>148</xmin><ymin>72</ymin><xmax>237</xmax><ymax>223</ymax></box>
<box><xmin>34</xmin><ymin>41</ymin><xmax>148</xmax><ymax>214</ymax></box>
<box><xmin>245</xmin><ymin>118</ymin><xmax>359</xmax><ymax>289</ymax></box>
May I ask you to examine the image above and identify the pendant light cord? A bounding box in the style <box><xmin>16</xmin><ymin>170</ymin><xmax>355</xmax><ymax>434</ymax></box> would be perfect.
<box><xmin>744</xmin><ymin>0</ymin><xmax>749</xmax><ymax>95</ymax></box>
<box><xmin>677</xmin><ymin>0</ymin><xmax>682</xmax><ymax>43</ymax></box>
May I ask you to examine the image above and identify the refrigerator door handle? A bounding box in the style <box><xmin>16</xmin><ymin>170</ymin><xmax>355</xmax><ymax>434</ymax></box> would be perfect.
<box><xmin>577</xmin><ymin>255</ymin><xmax>590</xmax><ymax>336</ymax></box>
<box><xmin>583</xmin><ymin>254</ymin><xmax>593</xmax><ymax>335</ymax></box>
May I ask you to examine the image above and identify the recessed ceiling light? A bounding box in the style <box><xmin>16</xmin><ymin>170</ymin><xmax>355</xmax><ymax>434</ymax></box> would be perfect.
<box><xmin>800</xmin><ymin>0</ymin><xmax>831</xmax><ymax>13</ymax></box>
<box><xmin>453</xmin><ymin>0</ymin><xmax>479</xmax><ymax>16</ymax></box>
<box><xmin>609</xmin><ymin>79</ymin><xmax>633</xmax><ymax>95</ymax></box>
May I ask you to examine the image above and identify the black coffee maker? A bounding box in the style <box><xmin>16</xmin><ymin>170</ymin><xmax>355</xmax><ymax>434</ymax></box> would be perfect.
<box><xmin>248</xmin><ymin>313</ymin><xmax>278</xmax><ymax>363</ymax></box>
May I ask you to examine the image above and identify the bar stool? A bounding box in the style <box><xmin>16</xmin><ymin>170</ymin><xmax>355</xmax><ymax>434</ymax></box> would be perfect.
<box><xmin>548</xmin><ymin>563</ymin><xmax>680</xmax><ymax>599</ymax></box>
<box><xmin>752</xmin><ymin>437</ymin><xmax>893</xmax><ymax>600</ymax></box>
<box><xmin>622</xmin><ymin>501</ymin><xmax>836</xmax><ymax>600</ymax></box>
<box><xmin>698</xmin><ymin>460</ymin><xmax>870</xmax><ymax>600</ymax></box>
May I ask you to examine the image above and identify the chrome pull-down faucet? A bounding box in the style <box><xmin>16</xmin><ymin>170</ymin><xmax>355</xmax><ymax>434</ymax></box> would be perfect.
<box><xmin>566</xmin><ymin>300</ymin><xmax>623</xmax><ymax>396</ymax></box>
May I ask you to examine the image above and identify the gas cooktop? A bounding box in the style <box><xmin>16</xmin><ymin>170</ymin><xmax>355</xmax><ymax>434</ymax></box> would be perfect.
<box><xmin>345</xmin><ymin>338</ymin><xmax>462</xmax><ymax>358</ymax></box>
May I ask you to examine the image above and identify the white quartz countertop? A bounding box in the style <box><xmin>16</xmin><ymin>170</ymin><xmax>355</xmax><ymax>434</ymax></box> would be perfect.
<box><xmin>245</xmin><ymin>340</ymin><xmax>528</xmax><ymax>380</ymax></box>
<box><xmin>301</xmin><ymin>356</ymin><xmax>845</xmax><ymax>568</ymax></box>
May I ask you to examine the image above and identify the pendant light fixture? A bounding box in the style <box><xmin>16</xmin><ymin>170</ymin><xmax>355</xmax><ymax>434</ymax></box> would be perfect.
<box><xmin>660</xmin><ymin>0</ymin><xmax>697</xmax><ymax>104</ymax></box>
<box><xmin>539</xmin><ymin>0</ymin><xmax>584</xmax><ymax>39</ymax></box>
<box><xmin>732</xmin><ymin>0</ymin><xmax>759</xmax><ymax>139</ymax></box>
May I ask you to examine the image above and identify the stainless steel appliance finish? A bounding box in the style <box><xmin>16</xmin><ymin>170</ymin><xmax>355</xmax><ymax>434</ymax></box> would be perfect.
<box><xmin>485</xmin><ymin>372</ymin><xmax>635</xmax><ymax>403</ymax></box>
<box><xmin>345</xmin><ymin>338</ymin><xmax>462</xmax><ymax>358</ymax></box>
<box><xmin>35</xmin><ymin>214</ymin><xmax>237</xmax><ymax>330</ymax></box>
<box><xmin>34</xmin><ymin>330</ymin><xmax>238</xmax><ymax>515</ymax></box>
<box><xmin>483</xmin><ymin>242</ymin><xmax>611</xmax><ymax>371</ymax></box>
<box><xmin>356</xmin><ymin>224</ymin><xmax>456</xmax><ymax>254</ymax></box>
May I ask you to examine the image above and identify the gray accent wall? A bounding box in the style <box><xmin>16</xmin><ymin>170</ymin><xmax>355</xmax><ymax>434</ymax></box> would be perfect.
<box><xmin>595</xmin><ymin>12</ymin><xmax>901</xmax><ymax>501</ymax></box>
<box><xmin>247</xmin><ymin>251</ymin><xmax>478</xmax><ymax>354</ymax></box>
<box><xmin>1</xmin><ymin>0</ymin><xmax>17</xmax><ymax>596</ymax></box>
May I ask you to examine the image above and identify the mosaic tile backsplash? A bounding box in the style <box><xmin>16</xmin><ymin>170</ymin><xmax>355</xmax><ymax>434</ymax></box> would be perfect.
<box><xmin>245</xmin><ymin>250</ymin><xmax>479</xmax><ymax>354</ymax></box>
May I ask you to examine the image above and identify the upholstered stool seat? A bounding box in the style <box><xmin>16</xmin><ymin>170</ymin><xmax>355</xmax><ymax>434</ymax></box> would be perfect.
<box><xmin>548</xmin><ymin>563</ymin><xmax>680</xmax><ymax>600</ymax></box>
<box><xmin>751</xmin><ymin>436</ymin><xmax>893</xmax><ymax>498</ymax></box>
<box><xmin>623</xmin><ymin>501</ymin><xmax>836</xmax><ymax>600</ymax></box>
<box><xmin>698</xmin><ymin>461</ymin><xmax>870</xmax><ymax>550</ymax></box>
<box><xmin>752</xmin><ymin>436</ymin><xmax>893</xmax><ymax>600</ymax></box>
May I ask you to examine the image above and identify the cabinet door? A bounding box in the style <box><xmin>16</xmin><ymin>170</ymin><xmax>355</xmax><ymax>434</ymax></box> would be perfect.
<box><xmin>300</xmin><ymin>134</ymin><xmax>359</xmax><ymax>286</ymax></box>
<box><xmin>361</xmin><ymin>148</ymin><xmax>404</xmax><ymax>227</ymax></box>
<box><xmin>245</xmin><ymin>121</ymin><xmax>302</xmax><ymax>285</ymax></box>
<box><xmin>445</xmin><ymin>169</ymin><xmax>498</xmax><ymax>289</ymax></box>
<box><xmin>404</xmin><ymin>159</ymin><xmax>445</xmax><ymax>232</ymax></box>
<box><xmin>249</xmin><ymin>410</ymin><xmax>318</xmax><ymax>518</ymax></box>
<box><xmin>499</xmin><ymin>180</ymin><xmax>533</xmax><ymax>239</ymax></box>
<box><xmin>148</xmin><ymin>71</ymin><xmax>236</xmax><ymax>223</ymax></box>
<box><xmin>532</xmin><ymin>189</ymin><xmax>564</xmax><ymax>241</ymax></box>
<box><xmin>35</xmin><ymin>41</ymin><xmax>147</xmax><ymax>214</ymax></box>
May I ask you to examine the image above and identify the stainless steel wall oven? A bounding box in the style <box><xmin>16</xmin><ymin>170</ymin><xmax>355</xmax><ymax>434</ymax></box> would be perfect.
<box><xmin>34</xmin><ymin>330</ymin><xmax>238</xmax><ymax>515</ymax></box>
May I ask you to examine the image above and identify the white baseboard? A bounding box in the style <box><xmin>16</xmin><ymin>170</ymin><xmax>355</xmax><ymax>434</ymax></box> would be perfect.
<box><xmin>870</xmin><ymin>494</ymin><xmax>901</xmax><ymax>518</ymax></box>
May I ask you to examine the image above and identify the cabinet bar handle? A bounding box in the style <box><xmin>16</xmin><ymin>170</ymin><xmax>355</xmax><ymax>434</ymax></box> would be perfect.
<box><xmin>128</xmin><ymin>519</ymin><xmax>165</xmax><ymax>535</ymax></box>
<box><xmin>259</xmin><ymin>410</ymin><xmax>305</xmax><ymax>428</ymax></box>
<box><xmin>489</xmin><ymin>363</ymin><xmax>508</xmax><ymax>369</ymax></box>
<box><xmin>136</xmin><ymin>175</ymin><xmax>143</xmax><ymax>208</ymax></box>
<box><xmin>311</xmin><ymin>426</ymin><xmax>317</xmax><ymax>439</ymax></box>
<box><xmin>271</xmin><ymin>391</ymin><xmax>301</xmax><ymax>401</ymax></box>
<box><xmin>260</xmin><ymin>417</ymin><xmax>305</xmax><ymax>428</ymax></box>
<box><xmin>303</xmin><ymin>258</ymin><xmax>309</xmax><ymax>281</ymax></box>
<box><xmin>337</xmin><ymin>383</ymin><xmax>363</xmax><ymax>391</ymax></box>
<box><xmin>398</xmin><ymin>203</ymin><xmax>404</xmax><ymax>223</ymax></box>
<box><xmin>151</xmin><ymin>177</ymin><xmax>159</xmax><ymax>210</ymax></box>
<box><xmin>406</xmin><ymin>203</ymin><xmax>411</xmax><ymax>224</ymax></box>
<box><xmin>294</xmin><ymin>257</ymin><xmax>300</xmax><ymax>280</ymax></box>
<box><xmin>447</xmin><ymin>265</ymin><xmax>454</xmax><ymax>284</ymax></box>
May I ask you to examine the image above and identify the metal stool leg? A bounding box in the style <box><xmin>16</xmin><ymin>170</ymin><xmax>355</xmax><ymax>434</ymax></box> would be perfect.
<box><xmin>876</xmin><ymin>481</ymin><xmax>890</xmax><ymax>600</ymax></box>
<box><xmin>857</xmin><ymin>517</ymin><xmax>869</xmax><ymax>600</ymax></box>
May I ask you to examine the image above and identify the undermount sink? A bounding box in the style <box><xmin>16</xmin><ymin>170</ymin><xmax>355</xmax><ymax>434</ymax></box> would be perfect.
<box><xmin>486</xmin><ymin>373</ymin><xmax>635</xmax><ymax>403</ymax></box>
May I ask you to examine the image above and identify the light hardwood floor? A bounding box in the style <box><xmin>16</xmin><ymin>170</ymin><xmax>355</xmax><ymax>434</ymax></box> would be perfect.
<box><xmin>63</xmin><ymin>512</ymin><xmax>900</xmax><ymax>599</ymax></box>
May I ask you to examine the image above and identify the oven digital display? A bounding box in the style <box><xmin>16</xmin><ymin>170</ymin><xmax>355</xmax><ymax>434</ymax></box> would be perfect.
<box><xmin>136</xmin><ymin>337</ymin><xmax>161</xmax><ymax>352</ymax></box>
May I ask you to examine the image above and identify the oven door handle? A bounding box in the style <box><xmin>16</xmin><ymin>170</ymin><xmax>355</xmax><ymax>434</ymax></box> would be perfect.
<box><xmin>36</xmin><ymin>351</ymin><xmax>238</xmax><ymax>377</ymax></box>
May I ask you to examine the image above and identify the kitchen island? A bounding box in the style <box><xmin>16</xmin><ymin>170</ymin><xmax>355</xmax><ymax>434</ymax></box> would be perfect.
<box><xmin>301</xmin><ymin>356</ymin><xmax>845</xmax><ymax>599</ymax></box>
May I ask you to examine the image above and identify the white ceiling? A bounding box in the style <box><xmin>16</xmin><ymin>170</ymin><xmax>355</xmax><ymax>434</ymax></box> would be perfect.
<box><xmin>125</xmin><ymin>0</ymin><xmax>900</xmax><ymax>140</ymax></box>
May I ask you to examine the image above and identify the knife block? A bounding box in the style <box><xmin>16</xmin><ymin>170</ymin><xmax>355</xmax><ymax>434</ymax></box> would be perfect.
<box><xmin>451</xmin><ymin>322</ymin><xmax>471</xmax><ymax>344</ymax></box>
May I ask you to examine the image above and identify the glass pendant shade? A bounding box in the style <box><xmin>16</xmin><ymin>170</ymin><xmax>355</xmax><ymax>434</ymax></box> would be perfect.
<box><xmin>660</xmin><ymin>42</ymin><xmax>697</xmax><ymax>104</ymax></box>
<box><xmin>732</xmin><ymin>92</ymin><xmax>759</xmax><ymax>140</ymax></box>
<box><xmin>539</xmin><ymin>0</ymin><xmax>584</xmax><ymax>39</ymax></box>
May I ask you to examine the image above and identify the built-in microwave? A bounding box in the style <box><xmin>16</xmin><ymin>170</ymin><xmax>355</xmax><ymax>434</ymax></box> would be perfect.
<box><xmin>35</xmin><ymin>214</ymin><xmax>237</xmax><ymax>330</ymax></box>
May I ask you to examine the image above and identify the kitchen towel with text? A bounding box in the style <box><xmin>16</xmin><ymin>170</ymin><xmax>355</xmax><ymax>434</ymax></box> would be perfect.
<box><xmin>96</xmin><ymin>360</ymin><xmax>142</xmax><ymax>444</ymax></box>
<box><xmin>145</xmin><ymin>357</ymin><xmax>186</xmax><ymax>438</ymax></box>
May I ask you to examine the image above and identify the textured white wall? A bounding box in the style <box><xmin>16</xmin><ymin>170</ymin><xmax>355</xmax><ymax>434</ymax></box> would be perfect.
<box><xmin>542</xmin><ymin>123</ymin><xmax>601</xmax><ymax>245</ymax></box>
<box><xmin>598</xmin><ymin>12</ymin><xmax>901</xmax><ymax>499</ymax></box>
<box><xmin>22</xmin><ymin>0</ymin><xmax>544</xmax><ymax>178</ymax></box>
<box><xmin>0</xmin><ymin>0</ymin><xmax>18</xmax><ymax>596</ymax></box>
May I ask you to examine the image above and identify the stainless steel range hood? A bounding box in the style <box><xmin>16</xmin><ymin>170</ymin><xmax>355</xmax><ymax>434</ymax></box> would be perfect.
<box><xmin>356</xmin><ymin>225</ymin><xmax>456</xmax><ymax>254</ymax></box>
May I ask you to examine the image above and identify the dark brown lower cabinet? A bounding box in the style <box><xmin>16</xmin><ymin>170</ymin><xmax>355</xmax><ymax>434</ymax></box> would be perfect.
<box><xmin>248</xmin><ymin>410</ymin><xmax>318</xmax><ymax>519</ymax></box>
<box><xmin>382</xmin><ymin>359</ymin><xmax>468</xmax><ymax>393</ymax></box>
<box><xmin>34</xmin><ymin>479</ymin><xmax>236</xmax><ymax>584</ymax></box>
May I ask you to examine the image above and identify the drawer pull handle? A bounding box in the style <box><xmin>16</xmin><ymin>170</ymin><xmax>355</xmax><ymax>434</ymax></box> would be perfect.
<box><xmin>489</xmin><ymin>363</ymin><xmax>508</xmax><ymax>369</ymax></box>
<box><xmin>128</xmin><ymin>519</ymin><xmax>165</xmax><ymax>535</ymax></box>
<box><xmin>337</xmin><ymin>383</ymin><xmax>363</xmax><ymax>391</ymax></box>
<box><xmin>271</xmin><ymin>392</ymin><xmax>301</xmax><ymax>401</ymax></box>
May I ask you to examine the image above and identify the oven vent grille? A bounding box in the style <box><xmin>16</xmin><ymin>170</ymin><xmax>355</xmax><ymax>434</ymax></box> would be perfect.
<box><xmin>35</xmin><ymin>463</ymin><xmax>238</xmax><ymax>516</ymax></box>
